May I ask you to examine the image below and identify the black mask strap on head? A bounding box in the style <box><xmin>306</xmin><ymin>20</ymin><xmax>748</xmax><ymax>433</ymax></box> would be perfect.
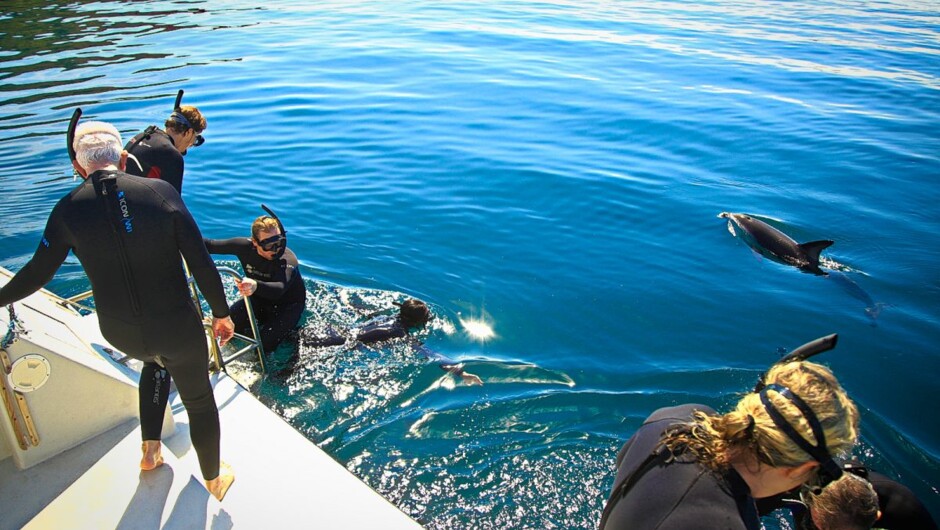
<box><xmin>260</xmin><ymin>203</ymin><xmax>287</xmax><ymax>259</ymax></box>
<box><xmin>755</xmin><ymin>334</ymin><xmax>838</xmax><ymax>392</ymax></box>
<box><xmin>170</xmin><ymin>89</ymin><xmax>204</xmax><ymax>147</ymax></box>
<box><xmin>67</xmin><ymin>108</ymin><xmax>82</xmax><ymax>163</ymax></box>
<box><xmin>759</xmin><ymin>384</ymin><xmax>843</xmax><ymax>488</ymax></box>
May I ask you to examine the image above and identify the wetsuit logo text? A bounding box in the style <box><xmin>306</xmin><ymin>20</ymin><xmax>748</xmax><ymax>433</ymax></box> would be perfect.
<box><xmin>117</xmin><ymin>191</ymin><xmax>133</xmax><ymax>233</ymax></box>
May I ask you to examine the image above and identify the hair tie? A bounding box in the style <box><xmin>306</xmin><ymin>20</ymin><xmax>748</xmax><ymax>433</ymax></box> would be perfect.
<box><xmin>745</xmin><ymin>414</ymin><xmax>756</xmax><ymax>438</ymax></box>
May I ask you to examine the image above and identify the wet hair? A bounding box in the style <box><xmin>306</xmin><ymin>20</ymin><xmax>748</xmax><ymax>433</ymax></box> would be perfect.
<box><xmin>662</xmin><ymin>361</ymin><xmax>859</xmax><ymax>476</ymax></box>
<box><xmin>251</xmin><ymin>216</ymin><xmax>280</xmax><ymax>240</ymax></box>
<box><xmin>73</xmin><ymin>121</ymin><xmax>123</xmax><ymax>171</ymax></box>
<box><xmin>398</xmin><ymin>299</ymin><xmax>431</xmax><ymax>329</ymax></box>
<box><xmin>806</xmin><ymin>473</ymin><xmax>879</xmax><ymax>530</ymax></box>
<box><xmin>165</xmin><ymin>105</ymin><xmax>206</xmax><ymax>134</ymax></box>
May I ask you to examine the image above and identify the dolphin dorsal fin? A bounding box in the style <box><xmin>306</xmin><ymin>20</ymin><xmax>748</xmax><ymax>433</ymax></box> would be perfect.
<box><xmin>799</xmin><ymin>240</ymin><xmax>834</xmax><ymax>263</ymax></box>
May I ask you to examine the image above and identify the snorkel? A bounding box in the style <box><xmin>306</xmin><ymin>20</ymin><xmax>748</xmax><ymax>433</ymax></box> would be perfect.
<box><xmin>260</xmin><ymin>203</ymin><xmax>287</xmax><ymax>259</ymax></box>
<box><xmin>754</xmin><ymin>334</ymin><xmax>838</xmax><ymax>392</ymax></box>
<box><xmin>67</xmin><ymin>108</ymin><xmax>82</xmax><ymax>163</ymax></box>
<box><xmin>755</xmin><ymin>333</ymin><xmax>844</xmax><ymax>490</ymax></box>
<box><xmin>168</xmin><ymin>89</ymin><xmax>204</xmax><ymax>148</ymax></box>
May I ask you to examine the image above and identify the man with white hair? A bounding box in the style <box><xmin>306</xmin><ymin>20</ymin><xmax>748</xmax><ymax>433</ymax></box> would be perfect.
<box><xmin>0</xmin><ymin>119</ymin><xmax>236</xmax><ymax>500</ymax></box>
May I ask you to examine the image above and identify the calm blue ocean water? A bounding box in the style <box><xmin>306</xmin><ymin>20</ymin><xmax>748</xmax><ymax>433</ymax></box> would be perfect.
<box><xmin>1</xmin><ymin>1</ymin><xmax>938</xmax><ymax>528</ymax></box>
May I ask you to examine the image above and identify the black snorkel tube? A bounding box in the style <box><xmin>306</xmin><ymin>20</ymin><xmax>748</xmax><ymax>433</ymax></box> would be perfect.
<box><xmin>67</xmin><ymin>108</ymin><xmax>82</xmax><ymax>163</ymax></box>
<box><xmin>260</xmin><ymin>203</ymin><xmax>287</xmax><ymax>259</ymax></box>
<box><xmin>169</xmin><ymin>89</ymin><xmax>204</xmax><ymax>147</ymax></box>
<box><xmin>754</xmin><ymin>333</ymin><xmax>838</xmax><ymax>392</ymax></box>
<box><xmin>754</xmin><ymin>333</ymin><xmax>843</xmax><ymax>490</ymax></box>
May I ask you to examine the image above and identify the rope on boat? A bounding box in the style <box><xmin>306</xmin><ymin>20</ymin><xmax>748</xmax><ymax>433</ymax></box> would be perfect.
<box><xmin>2</xmin><ymin>304</ymin><xmax>25</xmax><ymax>350</ymax></box>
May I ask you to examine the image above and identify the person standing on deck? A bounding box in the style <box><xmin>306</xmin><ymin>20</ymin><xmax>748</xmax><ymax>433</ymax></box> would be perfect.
<box><xmin>0</xmin><ymin>118</ymin><xmax>235</xmax><ymax>500</ymax></box>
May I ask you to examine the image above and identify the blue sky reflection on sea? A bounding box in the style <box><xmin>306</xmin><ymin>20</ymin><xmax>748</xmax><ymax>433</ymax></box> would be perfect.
<box><xmin>1</xmin><ymin>0</ymin><xmax>939</xmax><ymax>528</ymax></box>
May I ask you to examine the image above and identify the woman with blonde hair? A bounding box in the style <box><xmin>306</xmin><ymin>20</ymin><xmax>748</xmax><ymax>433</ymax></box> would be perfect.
<box><xmin>599</xmin><ymin>339</ymin><xmax>859</xmax><ymax>530</ymax></box>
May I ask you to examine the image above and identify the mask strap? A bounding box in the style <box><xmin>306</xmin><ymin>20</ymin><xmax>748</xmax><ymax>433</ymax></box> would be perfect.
<box><xmin>259</xmin><ymin>204</ymin><xmax>287</xmax><ymax>258</ymax></box>
<box><xmin>168</xmin><ymin>111</ymin><xmax>195</xmax><ymax>130</ymax></box>
<box><xmin>759</xmin><ymin>384</ymin><xmax>843</xmax><ymax>484</ymax></box>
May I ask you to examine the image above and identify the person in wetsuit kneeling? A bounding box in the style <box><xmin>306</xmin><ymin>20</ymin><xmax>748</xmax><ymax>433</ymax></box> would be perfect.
<box><xmin>205</xmin><ymin>213</ymin><xmax>307</xmax><ymax>356</ymax></box>
<box><xmin>0</xmin><ymin>120</ymin><xmax>235</xmax><ymax>500</ymax></box>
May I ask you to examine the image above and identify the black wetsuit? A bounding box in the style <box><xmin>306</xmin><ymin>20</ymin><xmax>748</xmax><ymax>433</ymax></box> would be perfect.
<box><xmin>0</xmin><ymin>170</ymin><xmax>229</xmax><ymax>479</ymax></box>
<box><xmin>600</xmin><ymin>404</ymin><xmax>761</xmax><ymax>530</ymax></box>
<box><xmin>204</xmin><ymin>238</ymin><xmax>306</xmax><ymax>354</ymax></box>
<box><xmin>757</xmin><ymin>466</ymin><xmax>939</xmax><ymax>529</ymax></box>
<box><xmin>304</xmin><ymin>315</ymin><xmax>468</xmax><ymax>375</ymax></box>
<box><xmin>124</xmin><ymin>127</ymin><xmax>185</xmax><ymax>194</ymax></box>
<box><xmin>869</xmin><ymin>470</ymin><xmax>939</xmax><ymax>530</ymax></box>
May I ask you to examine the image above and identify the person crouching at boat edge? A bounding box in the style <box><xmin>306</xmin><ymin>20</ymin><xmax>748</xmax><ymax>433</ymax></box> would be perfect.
<box><xmin>599</xmin><ymin>360</ymin><xmax>859</xmax><ymax>530</ymax></box>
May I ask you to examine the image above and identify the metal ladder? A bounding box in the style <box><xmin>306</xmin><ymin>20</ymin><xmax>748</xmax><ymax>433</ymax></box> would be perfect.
<box><xmin>58</xmin><ymin>263</ymin><xmax>266</xmax><ymax>373</ymax></box>
<box><xmin>198</xmin><ymin>266</ymin><xmax>266</xmax><ymax>373</ymax></box>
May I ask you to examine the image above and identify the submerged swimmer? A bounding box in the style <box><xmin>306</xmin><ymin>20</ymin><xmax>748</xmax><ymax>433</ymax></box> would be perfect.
<box><xmin>303</xmin><ymin>298</ymin><xmax>483</xmax><ymax>386</ymax></box>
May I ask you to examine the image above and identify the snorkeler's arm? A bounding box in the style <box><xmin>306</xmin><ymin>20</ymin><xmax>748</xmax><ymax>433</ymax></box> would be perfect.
<box><xmin>174</xmin><ymin>204</ymin><xmax>229</xmax><ymax>318</ymax></box>
<box><xmin>416</xmin><ymin>344</ymin><xmax>483</xmax><ymax>385</ymax></box>
<box><xmin>356</xmin><ymin>322</ymin><xmax>406</xmax><ymax>344</ymax></box>
<box><xmin>203</xmin><ymin>237</ymin><xmax>251</xmax><ymax>256</ymax></box>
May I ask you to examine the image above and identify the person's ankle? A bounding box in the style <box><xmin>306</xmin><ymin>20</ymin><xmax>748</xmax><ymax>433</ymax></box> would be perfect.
<box><xmin>140</xmin><ymin>440</ymin><xmax>164</xmax><ymax>470</ymax></box>
<box><xmin>205</xmin><ymin>462</ymin><xmax>235</xmax><ymax>501</ymax></box>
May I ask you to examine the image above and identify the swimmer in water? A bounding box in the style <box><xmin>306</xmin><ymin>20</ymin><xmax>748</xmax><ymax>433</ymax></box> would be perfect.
<box><xmin>204</xmin><ymin>209</ymin><xmax>306</xmax><ymax>357</ymax></box>
<box><xmin>304</xmin><ymin>298</ymin><xmax>483</xmax><ymax>386</ymax></box>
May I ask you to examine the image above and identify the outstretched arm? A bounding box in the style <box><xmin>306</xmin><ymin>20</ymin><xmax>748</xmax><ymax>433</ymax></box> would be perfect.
<box><xmin>172</xmin><ymin>201</ymin><xmax>229</xmax><ymax>319</ymax></box>
<box><xmin>0</xmin><ymin>204</ymin><xmax>72</xmax><ymax>306</ymax></box>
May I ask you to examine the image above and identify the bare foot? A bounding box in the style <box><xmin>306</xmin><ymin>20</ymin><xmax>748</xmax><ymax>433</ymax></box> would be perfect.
<box><xmin>140</xmin><ymin>440</ymin><xmax>164</xmax><ymax>471</ymax></box>
<box><xmin>205</xmin><ymin>462</ymin><xmax>235</xmax><ymax>501</ymax></box>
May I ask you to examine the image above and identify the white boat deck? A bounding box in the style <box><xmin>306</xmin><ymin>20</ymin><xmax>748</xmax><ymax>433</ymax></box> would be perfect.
<box><xmin>2</xmin><ymin>372</ymin><xmax>423</xmax><ymax>530</ymax></box>
<box><xmin>0</xmin><ymin>267</ymin><xmax>423</xmax><ymax>530</ymax></box>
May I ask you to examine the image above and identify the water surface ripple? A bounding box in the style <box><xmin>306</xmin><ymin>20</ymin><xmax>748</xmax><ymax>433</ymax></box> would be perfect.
<box><xmin>1</xmin><ymin>1</ymin><xmax>938</xmax><ymax>528</ymax></box>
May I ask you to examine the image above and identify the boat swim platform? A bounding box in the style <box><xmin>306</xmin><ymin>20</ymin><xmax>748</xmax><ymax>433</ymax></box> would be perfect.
<box><xmin>2</xmin><ymin>372</ymin><xmax>423</xmax><ymax>530</ymax></box>
<box><xmin>0</xmin><ymin>266</ymin><xmax>422</xmax><ymax>530</ymax></box>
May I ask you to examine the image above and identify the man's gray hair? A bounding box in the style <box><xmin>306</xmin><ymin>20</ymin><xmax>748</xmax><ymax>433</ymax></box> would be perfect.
<box><xmin>73</xmin><ymin>121</ymin><xmax>123</xmax><ymax>171</ymax></box>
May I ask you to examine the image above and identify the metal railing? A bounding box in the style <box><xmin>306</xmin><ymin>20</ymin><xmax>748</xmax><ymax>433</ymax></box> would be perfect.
<box><xmin>56</xmin><ymin>264</ymin><xmax>266</xmax><ymax>374</ymax></box>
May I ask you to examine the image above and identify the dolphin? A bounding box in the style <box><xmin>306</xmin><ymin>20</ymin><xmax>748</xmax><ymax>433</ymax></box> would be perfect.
<box><xmin>718</xmin><ymin>212</ymin><xmax>833</xmax><ymax>276</ymax></box>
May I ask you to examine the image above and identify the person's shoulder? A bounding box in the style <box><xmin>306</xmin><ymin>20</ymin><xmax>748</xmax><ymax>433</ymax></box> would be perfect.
<box><xmin>282</xmin><ymin>248</ymin><xmax>301</xmax><ymax>265</ymax></box>
<box><xmin>644</xmin><ymin>403</ymin><xmax>714</xmax><ymax>425</ymax></box>
<box><xmin>55</xmin><ymin>179</ymin><xmax>96</xmax><ymax>206</ymax></box>
<box><xmin>117</xmin><ymin>171</ymin><xmax>182</xmax><ymax>200</ymax></box>
<box><xmin>126</xmin><ymin>126</ymin><xmax>161</xmax><ymax>147</ymax></box>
